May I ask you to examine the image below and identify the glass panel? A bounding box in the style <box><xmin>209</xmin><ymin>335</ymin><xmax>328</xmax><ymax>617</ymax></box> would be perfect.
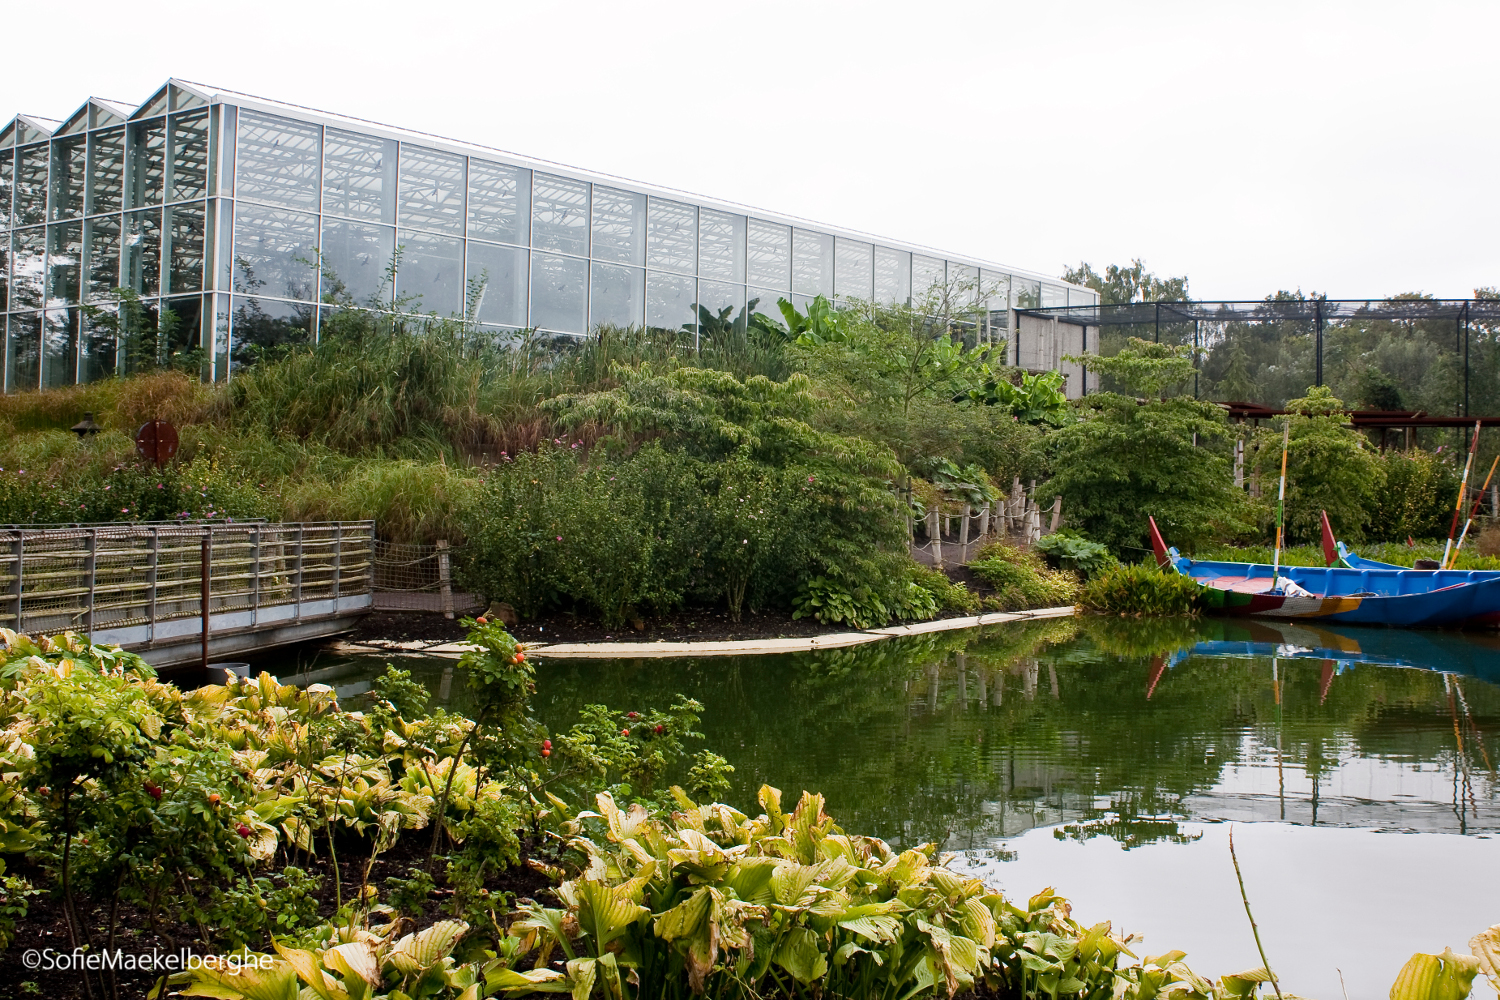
<box><xmin>1068</xmin><ymin>286</ymin><xmax>1096</xmax><ymax>307</ymax></box>
<box><xmin>126</xmin><ymin>118</ymin><xmax>167</xmax><ymax>208</ymax></box>
<box><xmin>160</xmin><ymin>295</ymin><xmax>204</xmax><ymax>365</ymax></box>
<box><xmin>792</xmin><ymin>229</ymin><xmax>833</xmax><ymax>297</ymax></box>
<box><xmin>15</xmin><ymin>144</ymin><xmax>49</xmax><ymax>227</ymax></box>
<box><xmin>1011</xmin><ymin>277</ymin><xmax>1041</xmax><ymax>310</ymax></box>
<box><xmin>124</xmin><ymin>209</ymin><xmax>162</xmax><ymax>296</ymax></box>
<box><xmin>647</xmin><ymin>271</ymin><xmax>696</xmax><ymax>334</ymax></box>
<box><xmin>647</xmin><ymin>198</ymin><xmax>696</xmax><ymax>274</ymax></box>
<box><xmin>590</xmin><ymin>185</ymin><xmax>644</xmax><ymax>265</ymax></box>
<box><xmin>10</xmin><ymin>227</ymin><xmax>45</xmax><ymax>309</ymax></box>
<box><xmin>874</xmin><ymin>246</ymin><xmax>910</xmax><ymax>305</ymax></box>
<box><xmin>170</xmin><ymin>85</ymin><xmax>207</xmax><ymax>112</ymax></box>
<box><xmin>0</xmin><ymin>234</ymin><xmax>7</xmax><ymax>311</ymax></box>
<box><xmin>84</xmin><ymin>215</ymin><xmax>122</xmax><ymax>300</ymax></box>
<box><xmin>398</xmin><ymin>145</ymin><xmax>465</xmax><ymax>234</ymax></box>
<box><xmin>911</xmin><ymin>255</ymin><xmax>945</xmax><ymax>302</ymax></box>
<box><xmin>834</xmin><ymin>238</ymin><xmax>873</xmax><ymax>301</ymax></box>
<box><xmin>1041</xmin><ymin>283</ymin><xmax>1066</xmax><ymax>308</ymax></box>
<box><xmin>211</xmin><ymin>293</ymin><xmax>229</xmax><ymax>381</ymax></box>
<box><xmin>319</xmin><ymin>219</ymin><xmax>394</xmax><ymax>306</ymax></box>
<box><xmin>43</xmin><ymin>308</ymin><xmax>78</xmax><ymax>388</ymax></box>
<box><xmin>323</xmin><ymin>128</ymin><xmax>396</xmax><ymax>224</ymax></box>
<box><xmin>80</xmin><ymin>303</ymin><xmax>118</xmax><ymax>382</ymax></box>
<box><xmin>696</xmin><ymin>280</ymin><xmax>746</xmax><ymax>344</ymax></box>
<box><xmin>16</xmin><ymin>122</ymin><xmax>50</xmax><ymax>145</ymax></box>
<box><xmin>698</xmin><ymin>209</ymin><xmax>745</xmax><ymax>282</ymax></box>
<box><xmin>747</xmin><ymin>287</ymin><xmax>784</xmax><ymax>324</ymax></box>
<box><xmin>118</xmin><ymin>297</ymin><xmax>162</xmax><ymax>374</ymax></box>
<box><xmin>6</xmin><ymin>313</ymin><xmax>40</xmax><ymax>392</ymax></box>
<box><xmin>395</xmin><ymin>230</ymin><xmax>464</xmax><ymax>315</ymax></box>
<box><xmin>0</xmin><ymin>149</ymin><xmax>12</xmax><ymax>228</ymax></box>
<box><xmin>90</xmin><ymin>103</ymin><xmax>125</xmax><ymax>129</ymax></box>
<box><xmin>231</xmin><ymin>204</ymin><xmax>319</xmax><ymax>300</ymax></box>
<box><xmin>217</xmin><ymin>105</ymin><xmax>236</xmax><ymax>197</ymax></box>
<box><xmin>589</xmin><ymin>261</ymin><xmax>643</xmax><ymax>331</ymax></box>
<box><xmin>167</xmin><ymin>203</ymin><xmax>205</xmax><ymax>294</ymax></box>
<box><xmin>137</xmin><ymin>87</ymin><xmax>169</xmax><ymax>119</ymax></box>
<box><xmin>531</xmin><ymin>173</ymin><xmax>589</xmax><ymax>256</ymax></box>
<box><xmin>87</xmin><ymin>128</ymin><xmax>125</xmax><ymax>216</ymax></box>
<box><xmin>236</xmin><ymin>111</ymin><xmax>321</xmax><ymax>210</ymax></box>
<box><xmin>981</xmin><ymin>269</ymin><xmax>1010</xmax><ymax>338</ymax></box>
<box><xmin>949</xmin><ymin>264</ymin><xmax>979</xmax><ymax>307</ymax></box>
<box><xmin>465</xmin><ymin>241</ymin><xmax>527</xmax><ymax>328</ymax></box>
<box><xmin>58</xmin><ymin>106</ymin><xmax>90</xmax><ymax>137</ymax></box>
<box><xmin>529</xmin><ymin>251</ymin><xmax>588</xmax><ymax>334</ymax></box>
<box><xmin>746</xmin><ymin>219</ymin><xmax>790</xmax><ymax>289</ymax></box>
<box><xmin>231</xmin><ymin>295</ymin><xmax>315</xmax><ymax>369</ymax></box>
<box><xmin>168</xmin><ymin>109</ymin><xmax>209</xmax><ymax>203</ymax></box>
<box><xmin>467</xmin><ymin>160</ymin><xmax>528</xmax><ymax>244</ymax></box>
<box><xmin>49</xmin><ymin>135</ymin><xmax>86</xmax><ymax>221</ymax></box>
<box><xmin>46</xmin><ymin>222</ymin><xmax>82</xmax><ymax>304</ymax></box>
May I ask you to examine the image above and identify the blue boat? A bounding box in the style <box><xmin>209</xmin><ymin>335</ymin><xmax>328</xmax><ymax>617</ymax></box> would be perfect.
<box><xmin>1149</xmin><ymin>517</ymin><xmax>1500</xmax><ymax>627</ymax></box>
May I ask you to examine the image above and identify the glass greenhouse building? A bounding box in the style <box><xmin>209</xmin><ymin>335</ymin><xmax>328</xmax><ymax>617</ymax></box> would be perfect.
<box><xmin>0</xmin><ymin>79</ymin><xmax>1098</xmax><ymax>390</ymax></box>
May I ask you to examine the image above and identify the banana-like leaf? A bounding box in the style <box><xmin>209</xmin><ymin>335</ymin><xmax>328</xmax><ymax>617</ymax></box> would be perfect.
<box><xmin>565</xmin><ymin>957</ymin><xmax>598</xmax><ymax>1000</ymax></box>
<box><xmin>575</xmin><ymin>876</ymin><xmax>649</xmax><ymax>948</ymax></box>
<box><xmin>1471</xmin><ymin>926</ymin><xmax>1500</xmax><ymax>981</ymax></box>
<box><xmin>1220</xmin><ymin>966</ymin><xmax>1274</xmax><ymax>999</ymax></box>
<box><xmin>1389</xmin><ymin>949</ymin><xmax>1482</xmax><ymax>1000</ymax></box>
<box><xmin>177</xmin><ymin>959</ymin><xmax>304</xmax><ymax>1000</ymax></box>
<box><xmin>484</xmin><ymin>967</ymin><xmax>572</xmax><ymax>994</ymax></box>
<box><xmin>757</xmin><ymin>784</ymin><xmax>785</xmax><ymax>834</ymax></box>
<box><xmin>324</xmin><ymin>941</ymin><xmax>381</xmax><ymax>998</ymax></box>
<box><xmin>654</xmin><ymin>887</ymin><xmax>712</xmax><ymax>942</ymax></box>
<box><xmin>839</xmin><ymin>915</ymin><xmax>904</xmax><ymax>944</ymax></box>
<box><xmin>273</xmin><ymin>944</ymin><xmax>348</xmax><ymax>1000</ymax></box>
<box><xmin>389</xmin><ymin>919</ymin><xmax>468</xmax><ymax>976</ymax></box>
<box><xmin>774</xmin><ymin>926</ymin><xmax>829</xmax><ymax>984</ymax></box>
<box><xmin>957</xmin><ymin>897</ymin><xmax>996</xmax><ymax>949</ymax></box>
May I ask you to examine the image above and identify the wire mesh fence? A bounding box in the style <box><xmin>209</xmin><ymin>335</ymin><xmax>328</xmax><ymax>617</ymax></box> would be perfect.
<box><xmin>371</xmin><ymin>540</ymin><xmax>484</xmax><ymax>615</ymax></box>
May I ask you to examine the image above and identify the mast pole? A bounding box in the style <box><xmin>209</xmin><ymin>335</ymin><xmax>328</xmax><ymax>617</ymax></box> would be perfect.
<box><xmin>1271</xmin><ymin>421</ymin><xmax>1291</xmax><ymax>589</ymax></box>
<box><xmin>1443</xmin><ymin>421</ymin><xmax>1482</xmax><ymax>569</ymax></box>
<box><xmin>1450</xmin><ymin>452</ymin><xmax>1498</xmax><ymax>568</ymax></box>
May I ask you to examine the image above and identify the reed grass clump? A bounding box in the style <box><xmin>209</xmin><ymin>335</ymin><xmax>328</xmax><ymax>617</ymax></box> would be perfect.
<box><xmin>1079</xmin><ymin>561</ymin><xmax>1205</xmax><ymax>616</ymax></box>
<box><xmin>968</xmin><ymin>541</ymin><xmax>1081</xmax><ymax>611</ymax></box>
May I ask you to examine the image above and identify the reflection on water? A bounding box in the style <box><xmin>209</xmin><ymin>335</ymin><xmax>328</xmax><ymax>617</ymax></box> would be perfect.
<box><xmin>278</xmin><ymin>616</ymin><xmax>1500</xmax><ymax>994</ymax></box>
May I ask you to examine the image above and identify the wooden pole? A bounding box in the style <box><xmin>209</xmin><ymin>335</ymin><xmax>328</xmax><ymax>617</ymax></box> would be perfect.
<box><xmin>200</xmin><ymin>534</ymin><xmax>211</xmax><ymax>671</ymax></box>
<box><xmin>1271</xmin><ymin>421</ymin><xmax>1291</xmax><ymax>589</ymax></box>
<box><xmin>437</xmin><ymin>539</ymin><xmax>455</xmax><ymax>619</ymax></box>
<box><xmin>1450</xmin><ymin>453</ymin><xmax>1499</xmax><ymax>567</ymax></box>
<box><xmin>1443</xmin><ymin>421</ymin><xmax>1483</xmax><ymax>568</ymax></box>
<box><xmin>1049</xmin><ymin>496</ymin><xmax>1062</xmax><ymax>534</ymax></box>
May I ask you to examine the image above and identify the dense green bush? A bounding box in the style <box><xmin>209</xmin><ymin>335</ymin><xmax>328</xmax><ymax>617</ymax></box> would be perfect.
<box><xmin>967</xmin><ymin>542</ymin><xmax>1080</xmax><ymax>610</ymax></box>
<box><xmin>1369</xmin><ymin>448</ymin><xmax>1460</xmax><ymax>541</ymax></box>
<box><xmin>1034</xmin><ymin>533</ymin><xmax>1118</xmax><ymax>577</ymax></box>
<box><xmin>1079</xmin><ymin>562</ymin><xmax>1205</xmax><ymax>616</ymax></box>
<box><xmin>0</xmin><ymin>453</ymin><xmax>271</xmax><ymax>525</ymax></box>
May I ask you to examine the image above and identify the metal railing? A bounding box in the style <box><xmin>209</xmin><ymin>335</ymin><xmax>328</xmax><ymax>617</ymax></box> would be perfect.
<box><xmin>0</xmin><ymin>521</ymin><xmax>374</xmax><ymax>638</ymax></box>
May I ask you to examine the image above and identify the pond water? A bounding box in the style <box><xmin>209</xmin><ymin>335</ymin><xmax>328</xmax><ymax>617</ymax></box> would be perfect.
<box><xmin>278</xmin><ymin>617</ymin><xmax>1500</xmax><ymax>998</ymax></box>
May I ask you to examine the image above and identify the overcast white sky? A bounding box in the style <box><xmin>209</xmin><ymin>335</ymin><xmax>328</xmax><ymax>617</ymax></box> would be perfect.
<box><xmin>8</xmin><ymin>0</ymin><xmax>1498</xmax><ymax>300</ymax></box>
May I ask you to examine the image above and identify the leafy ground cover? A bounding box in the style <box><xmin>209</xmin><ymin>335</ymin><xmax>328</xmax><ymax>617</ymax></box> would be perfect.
<box><xmin>3</xmin><ymin>626</ymin><xmax>1497</xmax><ymax>1000</ymax></box>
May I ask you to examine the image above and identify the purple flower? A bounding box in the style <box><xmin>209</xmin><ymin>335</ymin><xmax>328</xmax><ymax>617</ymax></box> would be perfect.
<box><xmin>556</xmin><ymin>535</ymin><xmax>563</xmax><ymax>542</ymax></box>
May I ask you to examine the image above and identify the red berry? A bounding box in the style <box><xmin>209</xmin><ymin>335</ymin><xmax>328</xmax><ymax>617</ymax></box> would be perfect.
<box><xmin>621</xmin><ymin>728</ymin><xmax>630</xmax><ymax>736</ymax></box>
<box><xmin>542</xmin><ymin>739</ymin><xmax>552</xmax><ymax>750</ymax></box>
<box><xmin>541</xmin><ymin>748</ymin><xmax>551</xmax><ymax>757</ymax></box>
<box><xmin>208</xmin><ymin>793</ymin><xmax>221</xmax><ymax>806</ymax></box>
<box><xmin>38</xmin><ymin>786</ymin><xmax>49</xmax><ymax>796</ymax></box>
<box><xmin>654</xmin><ymin>725</ymin><xmax>664</xmax><ymax>735</ymax></box>
<box><xmin>627</xmin><ymin>711</ymin><xmax>640</xmax><ymax>720</ymax></box>
<box><xmin>236</xmin><ymin>824</ymin><xmax>252</xmax><ymax>838</ymax></box>
<box><xmin>476</xmin><ymin>616</ymin><xmax>489</xmax><ymax>625</ymax></box>
<box><xmin>145</xmin><ymin>782</ymin><xmax>162</xmax><ymax>801</ymax></box>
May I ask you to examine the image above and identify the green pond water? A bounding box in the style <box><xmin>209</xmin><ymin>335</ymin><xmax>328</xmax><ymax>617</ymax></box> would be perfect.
<box><xmin>275</xmin><ymin>616</ymin><xmax>1500</xmax><ymax>998</ymax></box>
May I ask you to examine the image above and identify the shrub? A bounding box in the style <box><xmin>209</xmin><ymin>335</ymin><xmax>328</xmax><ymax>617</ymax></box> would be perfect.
<box><xmin>967</xmin><ymin>542</ymin><xmax>1080</xmax><ymax>610</ymax></box>
<box><xmin>1034</xmin><ymin>533</ymin><xmax>1118</xmax><ymax>577</ymax></box>
<box><xmin>1370</xmin><ymin>449</ymin><xmax>1460</xmax><ymax>542</ymax></box>
<box><xmin>1079</xmin><ymin>561</ymin><xmax>1205</xmax><ymax>616</ymax></box>
<box><xmin>909</xmin><ymin>564</ymin><xmax>982</xmax><ymax>614</ymax></box>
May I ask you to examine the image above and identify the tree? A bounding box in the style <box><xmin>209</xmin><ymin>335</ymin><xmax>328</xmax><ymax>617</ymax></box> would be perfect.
<box><xmin>1062</xmin><ymin>259</ymin><xmax>1189</xmax><ymax>305</ymax></box>
<box><xmin>1251</xmin><ymin>385</ymin><xmax>1386</xmax><ymax>544</ymax></box>
<box><xmin>1045</xmin><ymin>338</ymin><xmax>1254</xmax><ymax>553</ymax></box>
